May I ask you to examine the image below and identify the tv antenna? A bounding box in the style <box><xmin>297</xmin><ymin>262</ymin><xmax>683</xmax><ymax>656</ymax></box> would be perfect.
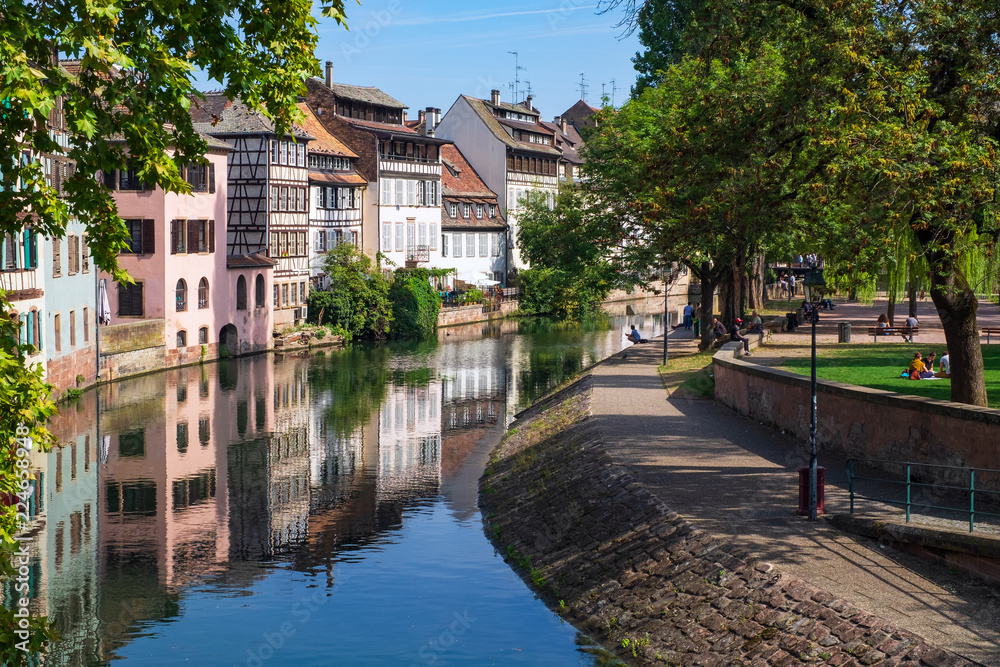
<box><xmin>508</xmin><ymin>51</ymin><xmax>526</xmax><ymax>103</ymax></box>
<box><xmin>578</xmin><ymin>73</ymin><xmax>589</xmax><ymax>102</ymax></box>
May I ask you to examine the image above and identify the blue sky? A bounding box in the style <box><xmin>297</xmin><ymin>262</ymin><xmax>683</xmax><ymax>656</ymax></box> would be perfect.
<box><xmin>311</xmin><ymin>0</ymin><xmax>642</xmax><ymax>120</ymax></box>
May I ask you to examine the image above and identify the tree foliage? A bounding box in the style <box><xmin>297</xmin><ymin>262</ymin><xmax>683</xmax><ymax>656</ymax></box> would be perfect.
<box><xmin>308</xmin><ymin>244</ymin><xmax>392</xmax><ymax>341</ymax></box>
<box><xmin>631</xmin><ymin>0</ymin><xmax>707</xmax><ymax>94</ymax></box>
<box><xmin>516</xmin><ymin>187</ymin><xmax>617</xmax><ymax>320</ymax></box>
<box><xmin>1</xmin><ymin>3</ymin><xmax>353</xmax><ymax>659</ymax></box>
<box><xmin>388</xmin><ymin>268</ymin><xmax>440</xmax><ymax>340</ymax></box>
<box><xmin>1</xmin><ymin>0</ymin><xmax>351</xmax><ymax>284</ymax></box>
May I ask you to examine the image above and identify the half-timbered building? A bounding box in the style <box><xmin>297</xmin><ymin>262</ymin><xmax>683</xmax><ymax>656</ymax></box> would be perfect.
<box><xmin>294</xmin><ymin>103</ymin><xmax>366</xmax><ymax>288</ymax></box>
<box><xmin>191</xmin><ymin>95</ymin><xmax>312</xmax><ymax>328</ymax></box>
<box><xmin>435</xmin><ymin>91</ymin><xmax>563</xmax><ymax>275</ymax></box>
<box><xmin>305</xmin><ymin>64</ymin><xmax>449</xmax><ymax>269</ymax></box>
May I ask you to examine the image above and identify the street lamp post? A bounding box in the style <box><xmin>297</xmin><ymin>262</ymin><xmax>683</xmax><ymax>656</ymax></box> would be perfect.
<box><xmin>802</xmin><ymin>268</ymin><xmax>826</xmax><ymax>521</ymax></box>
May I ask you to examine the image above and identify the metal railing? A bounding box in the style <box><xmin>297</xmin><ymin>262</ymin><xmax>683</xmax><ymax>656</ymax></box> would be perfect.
<box><xmin>846</xmin><ymin>458</ymin><xmax>1000</xmax><ymax>532</ymax></box>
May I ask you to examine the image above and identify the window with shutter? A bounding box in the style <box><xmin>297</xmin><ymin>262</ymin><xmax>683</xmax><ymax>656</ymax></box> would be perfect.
<box><xmin>479</xmin><ymin>233</ymin><xmax>488</xmax><ymax>257</ymax></box>
<box><xmin>209</xmin><ymin>220</ymin><xmax>215</xmax><ymax>253</ymax></box>
<box><xmin>142</xmin><ymin>219</ymin><xmax>155</xmax><ymax>253</ymax></box>
<box><xmin>52</xmin><ymin>237</ymin><xmax>61</xmax><ymax>276</ymax></box>
<box><xmin>209</xmin><ymin>164</ymin><xmax>215</xmax><ymax>193</ymax></box>
<box><xmin>82</xmin><ymin>234</ymin><xmax>90</xmax><ymax>272</ymax></box>
<box><xmin>117</xmin><ymin>282</ymin><xmax>144</xmax><ymax>316</ymax></box>
<box><xmin>430</xmin><ymin>224</ymin><xmax>438</xmax><ymax>250</ymax></box>
<box><xmin>67</xmin><ymin>235</ymin><xmax>78</xmax><ymax>274</ymax></box>
<box><xmin>466</xmin><ymin>234</ymin><xmax>475</xmax><ymax>257</ymax></box>
<box><xmin>187</xmin><ymin>220</ymin><xmax>198</xmax><ymax>254</ymax></box>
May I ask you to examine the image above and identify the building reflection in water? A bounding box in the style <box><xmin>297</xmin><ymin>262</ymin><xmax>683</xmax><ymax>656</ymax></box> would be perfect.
<box><xmin>18</xmin><ymin>344</ymin><xmax>492</xmax><ymax>664</ymax></box>
<box><xmin>14</xmin><ymin>313</ymin><xmax>647</xmax><ymax>665</ymax></box>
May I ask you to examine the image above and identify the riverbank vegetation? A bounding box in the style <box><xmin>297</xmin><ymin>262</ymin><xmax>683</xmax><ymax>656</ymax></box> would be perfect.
<box><xmin>307</xmin><ymin>244</ymin><xmax>392</xmax><ymax>341</ymax></box>
<box><xmin>516</xmin><ymin>188</ymin><xmax>618</xmax><ymax>320</ymax></box>
<box><xmin>578</xmin><ymin>0</ymin><xmax>1000</xmax><ymax>407</ymax></box>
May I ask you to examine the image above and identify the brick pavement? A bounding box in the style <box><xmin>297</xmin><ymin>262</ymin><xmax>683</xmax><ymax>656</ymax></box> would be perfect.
<box><xmin>588</xmin><ymin>324</ymin><xmax>1000</xmax><ymax>665</ymax></box>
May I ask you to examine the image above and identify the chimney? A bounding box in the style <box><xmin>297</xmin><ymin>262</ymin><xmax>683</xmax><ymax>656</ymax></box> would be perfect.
<box><xmin>490</xmin><ymin>89</ymin><xmax>500</xmax><ymax>105</ymax></box>
<box><xmin>525</xmin><ymin>95</ymin><xmax>533</xmax><ymax>110</ymax></box>
<box><xmin>561</xmin><ymin>117</ymin><xmax>567</xmax><ymax>134</ymax></box>
<box><xmin>434</xmin><ymin>108</ymin><xmax>441</xmax><ymax>128</ymax></box>
<box><xmin>325</xmin><ymin>61</ymin><xmax>333</xmax><ymax>88</ymax></box>
<box><xmin>403</xmin><ymin>110</ymin><xmax>408</xmax><ymax>122</ymax></box>
<box><xmin>424</xmin><ymin>106</ymin><xmax>436</xmax><ymax>135</ymax></box>
<box><xmin>418</xmin><ymin>109</ymin><xmax>426</xmax><ymax>127</ymax></box>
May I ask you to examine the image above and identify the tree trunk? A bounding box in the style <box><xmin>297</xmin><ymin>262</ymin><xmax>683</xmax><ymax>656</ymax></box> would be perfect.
<box><xmin>887</xmin><ymin>289</ymin><xmax>896</xmax><ymax>327</ymax></box>
<box><xmin>929</xmin><ymin>271</ymin><xmax>987</xmax><ymax>407</ymax></box>
<box><xmin>697</xmin><ymin>264</ymin><xmax>716</xmax><ymax>351</ymax></box>
<box><xmin>907</xmin><ymin>262</ymin><xmax>917</xmax><ymax>317</ymax></box>
<box><xmin>748</xmin><ymin>252</ymin><xmax>765</xmax><ymax>310</ymax></box>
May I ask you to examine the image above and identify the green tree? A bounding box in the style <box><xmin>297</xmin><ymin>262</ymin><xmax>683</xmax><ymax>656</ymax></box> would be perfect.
<box><xmin>308</xmin><ymin>244</ymin><xmax>392</xmax><ymax>340</ymax></box>
<box><xmin>517</xmin><ymin>187</ymin><xmax>617</xmax><ymax>320</ymax></box>
<box><xmin>631</xmin><ymin>0</ymin><xmax>707</xmax><ymax>94</ymax></box>
<box><xmin>1</xmin><ymin>1</ymin><xmax>352</xmax><ymax>660</ymax></box>
<box><xmin>389</xmin><ymin>268</ymin><xmax>440</xmax><ymax>340</ymax></box>
<box><xmin>585</xmin><ymin>40</ymin><xmax>818</xmax><ymax>348</ymax></box>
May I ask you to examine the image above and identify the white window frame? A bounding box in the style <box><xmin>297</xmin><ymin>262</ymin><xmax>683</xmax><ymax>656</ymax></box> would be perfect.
<box><xmin>479</xmin><ymin>233</ymin><xmax>488</xmax><ymax>257</ymax></box>
<box><xmin>441</xmin><ymin>233</ymin><xmax>449</xmax><ymax>257</ymax></box>
<box><xmin>466</xmin><ymin>233</ymin><xmax>475</xmax><ymax>257</ymax></box>
<box><xmin>430</xmin><ymin>223</ymin><xmax>438</xmax><ymax>250</ymax></box>
<box><xmin>382</xmin><ymin>223</ymin><xmax>392</xmax><ymax>251</ymax></box>
<box><xmin>381</xmin><ymin>179</ymin><xmax>392</xmax><ymax>205</ymax></box>
<box><xmin>395</xmin><ymin>222</ymin><xmax>404</xmax><ymax>252</ymax></box>
<box><xmin>453</xmin><ymin>233</ymin><xmax>462</xmax><ymax>258</ymax></box>
<box><xmin>407</xmin><ymin>180</ymin><xmax>416</xmax><ymax>206</ymax></box>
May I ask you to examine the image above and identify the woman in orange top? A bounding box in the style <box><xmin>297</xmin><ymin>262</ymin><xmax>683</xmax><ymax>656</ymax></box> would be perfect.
<box><xmin>906</xmin><ymin>352</ymin><xmax>926</xmax><ymax>380</ymax></box>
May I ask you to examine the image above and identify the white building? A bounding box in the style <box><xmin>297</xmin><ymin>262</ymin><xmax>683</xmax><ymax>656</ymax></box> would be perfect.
<box><xmin>439</xmin><ymin>144</ymin><xmax>507</xmax><ymax>286</ymax></box>
<box><xmin>435</xmin><ymin>90</ymin><xmax>562</xmax><ymax>275</ymax></box>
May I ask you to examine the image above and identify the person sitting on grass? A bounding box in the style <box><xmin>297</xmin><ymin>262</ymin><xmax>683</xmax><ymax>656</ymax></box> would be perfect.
<box><xmin>905</xmin><ymin>352</ymin><xmax>926</xmax><ymax>380</ymax></box>
<box><xmin>921</xmin><ymin>351</ymin><xmax>937</xmax><ymax>379</ymax></box>
<box><xmin>937</xmin><ymin>350</ymin><xmax>951</xmax><ymax>378</ymax></box>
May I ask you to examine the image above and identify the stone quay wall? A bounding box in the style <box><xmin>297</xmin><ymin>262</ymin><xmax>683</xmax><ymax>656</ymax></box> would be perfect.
<box><xmin>712</xmin><ymin>345</ymin><xmax>1000</xmax><ymax>492</ymax></box>
<box><xmin>437</xmin><ymin>301</ymin><xmax>518</xmax><ymax>328</ymax></box>
<box><xmin>481</xmin><ymin>377</ymin><xmax>960</xmax><ymax>666</ymax></box>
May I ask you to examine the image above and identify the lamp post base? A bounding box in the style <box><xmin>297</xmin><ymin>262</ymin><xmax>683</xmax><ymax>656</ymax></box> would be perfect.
<box><xmin>797</xmin><ymin>466</ymin><xmax>826</xmax><ymax>515</ymax></box>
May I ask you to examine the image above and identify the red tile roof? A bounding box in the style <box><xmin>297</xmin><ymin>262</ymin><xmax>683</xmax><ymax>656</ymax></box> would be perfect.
<box><xmin>441</xmin><ymin>145</ymin><xmax>495</xmax><ymax>198</ymax></box>
<box><xmin>296</xmin><ymin>104</ymin><xmax>358</xmax><ymax>158</ymax></box>
<box><xmin>309</xmin><ymin>171</ymin><xmax>368</xmax><ymax>185</ymax></box>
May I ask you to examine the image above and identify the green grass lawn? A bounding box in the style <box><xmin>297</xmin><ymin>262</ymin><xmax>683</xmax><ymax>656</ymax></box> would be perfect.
<box><xmin>778</xmin><ymin>344</ymin><xmax>1000</xmax><ymax>408</ymax></box>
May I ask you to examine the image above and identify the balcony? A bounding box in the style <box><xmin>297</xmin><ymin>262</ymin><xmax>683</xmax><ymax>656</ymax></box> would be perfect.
<box><xmin>406</xmin><ymin>245</ymin><xmax>430</xmax><ymax>263</ymax></box>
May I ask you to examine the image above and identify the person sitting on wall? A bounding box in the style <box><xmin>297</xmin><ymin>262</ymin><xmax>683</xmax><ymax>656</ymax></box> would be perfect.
<box><xmin>748</xmin><ymin>310</ymin><xmax>763</xmax><ymax>334</ymax></box>
<box><xmin>712</xmin><ymin>317</ymin><xmax>727</xmax><ymax>341</ymax></box>
<box><xmin>730</xmin><ymin>318</ymin><xmax>752</xmax><ymax>356</ymax></box>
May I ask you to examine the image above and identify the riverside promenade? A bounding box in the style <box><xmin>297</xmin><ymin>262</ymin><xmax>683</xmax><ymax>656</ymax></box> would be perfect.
<box><xmin>590</xmin><ymin>329</ymin><xmax>1000</xmax><ymax>665</ymax></box>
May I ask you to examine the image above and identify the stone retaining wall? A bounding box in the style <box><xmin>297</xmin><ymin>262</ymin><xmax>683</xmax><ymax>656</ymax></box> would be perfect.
<box><xmin>712</xmin><ymin>344</ymin><xmax>1000</xmax><ymax>492</ymax></box>
<box><xmin>481</xmin><ymin>378</ymin><xmax>961</xmax><ymax>665</ymax></box>
<box><xmin>437</xmin><ymin>301</ymin><xmax>518</xmax><ymax>328</ymax></box>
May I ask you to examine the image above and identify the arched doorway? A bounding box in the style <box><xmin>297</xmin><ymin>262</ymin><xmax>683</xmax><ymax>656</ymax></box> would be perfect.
<box><xmin>219</xmin><ymin>323</ymin><xmax>238</xmax><ymax>358</ymax></box>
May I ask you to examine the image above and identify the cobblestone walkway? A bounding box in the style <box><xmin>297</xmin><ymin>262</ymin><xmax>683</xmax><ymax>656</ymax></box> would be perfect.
<box><xmin>589</xmin><ymin>329</ymin><xmax>1000</xmax><ymax>665</ymax></box>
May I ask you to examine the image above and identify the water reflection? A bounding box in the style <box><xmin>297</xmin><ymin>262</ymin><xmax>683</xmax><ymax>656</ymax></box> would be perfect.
<box><xmin>14</xmin><ymin>309</ymin><xmax>662</xmax><ymax>665</ymax></box>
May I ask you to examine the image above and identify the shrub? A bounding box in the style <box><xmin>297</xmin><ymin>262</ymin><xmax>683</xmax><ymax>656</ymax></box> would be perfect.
<box><xmin>389</xmin><ymin>268</ymin><xmax>441</xmax><ymax>340</ymax></box>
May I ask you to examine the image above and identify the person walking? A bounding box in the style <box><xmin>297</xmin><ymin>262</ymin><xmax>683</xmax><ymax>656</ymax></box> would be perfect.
<box><xmin>682</xmin><ymin>303</ymin><xmax>694</xmax><ymax>330</ymax></box>
<box><xmin>788</xmin><ymin>273</ymin><xmax>797</xmax><ymax>300</ymax></box>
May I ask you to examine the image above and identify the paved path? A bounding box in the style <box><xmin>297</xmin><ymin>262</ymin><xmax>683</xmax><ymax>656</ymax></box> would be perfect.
<box><xmin>589</xmin><ymin>329</ymin><xmax>1000</xmax><ymax>665</ymax></box>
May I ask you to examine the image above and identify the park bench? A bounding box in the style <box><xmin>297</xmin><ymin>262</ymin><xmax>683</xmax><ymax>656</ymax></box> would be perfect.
<box><xmin>866</xmin><ymin>326</ymin><xmax>918</xmax><ymax>342</ymax></box>
<box><xmin>983</xmin><ymin>327</ymin><xmax>1000</xmax><ymax>344</ymax></box>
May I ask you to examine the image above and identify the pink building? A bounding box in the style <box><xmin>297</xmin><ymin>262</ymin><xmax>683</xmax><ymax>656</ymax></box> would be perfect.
<box><xmin>99</xmin><ymin>134</ymin><xmax>274</xmax><ymax>380</ymax></box>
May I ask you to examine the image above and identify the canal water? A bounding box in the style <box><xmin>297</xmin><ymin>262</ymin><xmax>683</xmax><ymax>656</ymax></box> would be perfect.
<box><xmin>16</xmin><ymin>308</ymin><xmax>664</xmax><ymax>666</ymax></box>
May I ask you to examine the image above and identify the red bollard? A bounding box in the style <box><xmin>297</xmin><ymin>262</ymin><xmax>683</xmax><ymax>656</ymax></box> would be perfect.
<box><xmin>797</xmin><ymin>466</ymin><xmax>825</xmax><ymax>515</ymax></box>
